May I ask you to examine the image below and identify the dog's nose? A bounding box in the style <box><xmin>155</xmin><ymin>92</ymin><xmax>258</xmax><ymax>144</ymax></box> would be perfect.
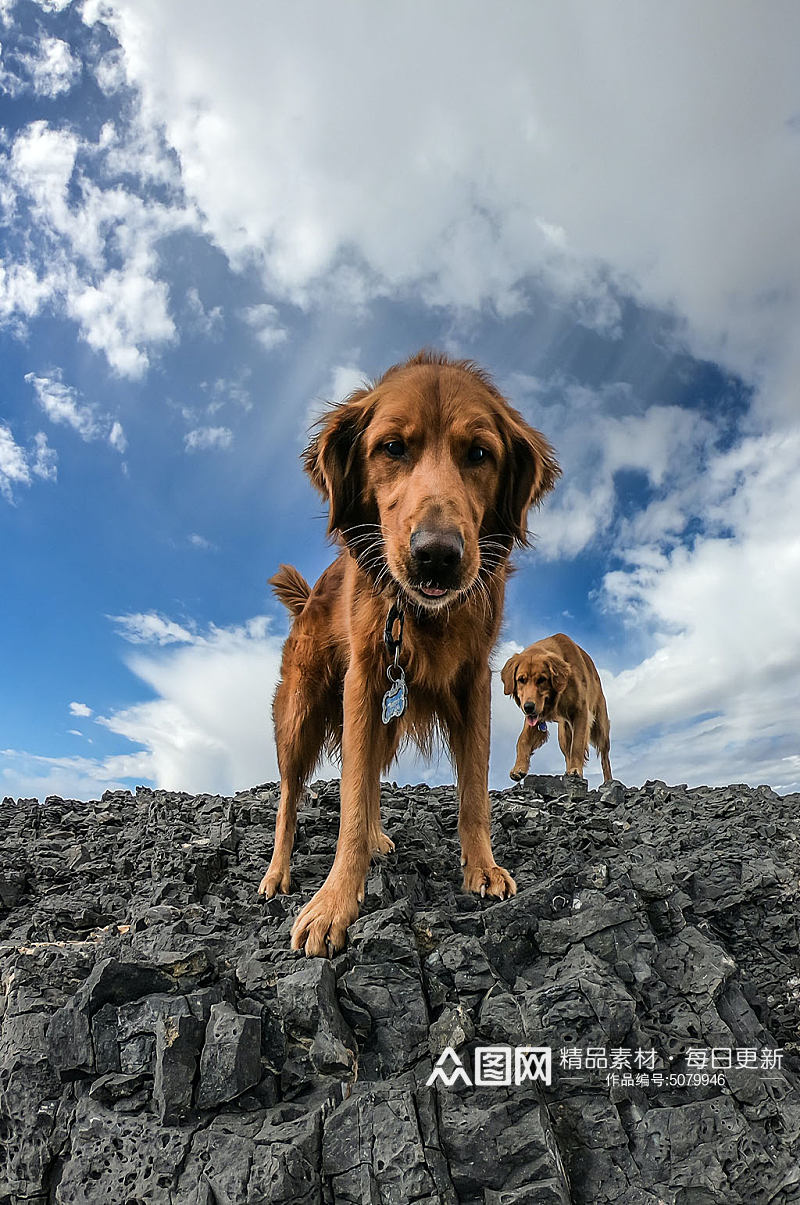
<box><xmin>523</xmin><ymin>701</ymin><xmax>537</xmax><ymax>716</ymax></box>
<box><xmin>410</xmin><ymin>528</ymin><xmax>464</xmax><ymax>578</ymax></box>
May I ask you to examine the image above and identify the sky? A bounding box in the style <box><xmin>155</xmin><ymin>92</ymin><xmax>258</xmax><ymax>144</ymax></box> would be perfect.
<box><xmin>2</xmin><ymin>0</ymin><xmax>800</xmax><ymax>801</ymax></box>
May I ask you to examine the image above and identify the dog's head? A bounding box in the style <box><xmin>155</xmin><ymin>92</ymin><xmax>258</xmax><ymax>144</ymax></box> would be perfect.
<box><xmin>501</xmin><ymin>648</ymin><xmax>570</xmax><ymax>724</ymax></box>
<box><xmin>303</xmin><ymin>351</ymin><xmax>560</xmax><ymax>610</ymax></box>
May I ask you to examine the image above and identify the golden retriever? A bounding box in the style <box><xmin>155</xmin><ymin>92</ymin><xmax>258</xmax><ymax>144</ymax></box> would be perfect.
<box><xmin>502</xmin><ymin>633</ymin><xmax>612</xmax><ymax>782</ymax></box>
<box><xmin>259</xmin><ymin>350</ymin><xmax>560</xmax><ymax>956</ymax></box>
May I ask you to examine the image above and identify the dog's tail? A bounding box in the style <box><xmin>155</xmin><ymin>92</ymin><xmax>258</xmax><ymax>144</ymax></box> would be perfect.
<box><xmin>269</xmin><ymin>564</ymin><xmax>311</xmax><ymax>617</ymax></box>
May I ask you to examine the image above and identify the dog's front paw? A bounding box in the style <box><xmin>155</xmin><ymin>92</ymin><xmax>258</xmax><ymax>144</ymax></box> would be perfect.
<box><xmin>509</xmin><ymin>766</ymin><xmax>527</xmax><ymax>782</ymax></box>
<box><xmin>258</xmin><ymin>860</ymin><xmax>291</xmax><ymax>897</ymax></box>
<box><xmin>462</xmin><ymin>863</ymin><xmax>517</xmax><ymax>900</ymax></box>
<box><xmin>291</xmin><ymin>883</ymin><xmax>361</xmax><ymax>957</ymax></box>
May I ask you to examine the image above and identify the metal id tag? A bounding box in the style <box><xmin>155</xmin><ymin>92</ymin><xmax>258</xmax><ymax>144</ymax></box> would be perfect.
<box><xmin>381</xmin><ymin>668</ymin><xmax>407</xmax><ymax>723</ymax></box>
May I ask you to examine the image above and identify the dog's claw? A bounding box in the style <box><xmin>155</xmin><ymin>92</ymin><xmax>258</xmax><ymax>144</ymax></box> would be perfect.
<box><xmin>373</xmin><ymin>830</ymin><xmax>395</xmax><ymax>856</ymax></box>
<box><xmin>463</xmin><ymin>863</ymin><xmax>517</xmax><ymax>900</ymax></box>
<box><xmin>291</xmin><ymin>884</ymin><xmax>360</xmax><ymax>958</ymax></box>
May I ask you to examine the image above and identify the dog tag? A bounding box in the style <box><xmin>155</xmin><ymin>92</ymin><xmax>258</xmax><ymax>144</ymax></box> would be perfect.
<box><xmin>382</xmin><ymin>669</ymin><xmax>407</xmax><ymax>723</ymax></box>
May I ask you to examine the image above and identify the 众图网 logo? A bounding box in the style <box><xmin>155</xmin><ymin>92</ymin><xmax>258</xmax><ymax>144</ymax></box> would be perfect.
<box><xmin>426</xmin><ymin>1045</ymin><xmax>552</xmax><ymax>1087</ymax></box>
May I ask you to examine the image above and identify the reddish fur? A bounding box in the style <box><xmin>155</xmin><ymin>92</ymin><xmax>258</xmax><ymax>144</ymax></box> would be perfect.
<box><xmin>501</xmin><ymin>633</ymin><xmax>613</xmax><ymax>782</ymax></box>
<box><xmin>259</xmin><ymin>350</ymin><xmax>560</xmax><ymax>956</ymax></box>
<box><xmin>269</xmin><ymin>564</ymin><xmax>312</xmax><ymax>618</ymax></box>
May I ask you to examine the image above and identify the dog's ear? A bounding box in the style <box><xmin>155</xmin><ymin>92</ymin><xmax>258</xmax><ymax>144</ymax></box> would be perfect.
<box><xmin>546</xmin><ymin>654</ymin><xmax>570</xmax><ymax>695</ymax></box>
<box><xmin>500</xmin><ymin>653</ymin><xmax>520</xmax><ymax>696</ymax></box>
<box><xmin>495</xmin><ymin>409</ymin><xmax>561</xmax><ymax>546</ymax></box>
<box><xmin>303</xmin><ymin>389</ymin><xmax>376</xmax><ymax>537</ymax></box>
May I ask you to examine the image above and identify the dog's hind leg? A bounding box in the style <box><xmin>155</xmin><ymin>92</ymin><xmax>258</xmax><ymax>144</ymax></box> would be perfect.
<box><xmin>592</xmin><ymin>700</ymin><xmax>613</xmax><ymax>782</ymax></box>
<box><xmin>258</xmin><ymin>673</ymin><xmax>330</xmax><ymax>898</ymax></box>
<box><xmin>564</xmin><ymin>713</ymin><xmax>590</xmax><ymax>777</ymax></box>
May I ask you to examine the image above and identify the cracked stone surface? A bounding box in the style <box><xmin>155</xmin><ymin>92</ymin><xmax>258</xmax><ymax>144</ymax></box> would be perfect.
<box><xmin>1</xmin><ymin>775</ymin><xmax>800</xmax><ymax>1202</ymax></box>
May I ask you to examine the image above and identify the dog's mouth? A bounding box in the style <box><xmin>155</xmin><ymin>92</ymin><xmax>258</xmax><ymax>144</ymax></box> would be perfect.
<box><xmin>406</xmin><ymin>580</ymin><xmax>458</xmax><ymax>608</ymax></box>
<box><xmin>396</xmin><ymin>555</ymin><xmax>478</xmax><ymax>610</ymax></box>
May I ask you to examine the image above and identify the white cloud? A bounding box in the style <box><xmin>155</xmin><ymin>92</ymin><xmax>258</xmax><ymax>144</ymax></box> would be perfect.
<box><xmin>69</xmin><ymin>701</ymin><xmax>93</xmax><ymax>717</ymax></box>
<box><xmin>26</xmin><ymin>371</ymin><xmax>102</xmax><ymax>439</ymax></box>
<box><xmin>25</xmin><ymin>370</ymin><xmax>127</xmax><ymax>452</ymax></box>
<box><xmin>81</xmin><ymin>1</ymin><xmax>800</xmax><ymax>398</ymax></box>
<box><xmin>529</xmin><ymin>383</ymin><xmax>719</xmax><ymax>560</ymax></box>
<box><xmin>303</xmin><ymin>359</ymin><xmax>367</xmax><ymax>433</ymax></box>
<box><xmin>110</xmin><ymin>611</ymin><xmax>198</xmax><ymax>645</ymax></box>
<box><xmin>67</xmin><ymin>258</ymin><xmax>175</xmax><ymax>377</ymax></box>
<box><xmin>1</xmin><ymin>114</ymin><xmax>190</xmax><ymax>375</ymax></box>
<box><xmin>30</xmin><ymin>430</ymin><xmax>57</xmax><ymax>481</ymax></box>
<box><xmin>93</xmin><ymin>48</ymin><xmax>126</xmax><ymax>94</ymax></box>
<box><xmin>0</xmin><ymin>423</ymin><xmax>32</xmax><ymax>500</ymax></box>
<box><xmin>185</xmin><ymin>286</ymin><xmax>222</xmax><ymax>337</ymax></box>
<box><xmin>0</xmin><ymin>747</ymin><xmax>147</xmax><ymax>803</ymax></box>
<box><xmin>108</xmin><ymin>420</ymin><xmax>127</xmax><ymax>452</ymax></box>
<box><xmin>0</xmin><ymin>260</ymin><xmax>54</xmax><ymax>330</ymax></box>
<box><xmin>184</xmin><ymin>425</ymin><xmax>233</xmax><ymax>452</ymax></box>
<box><xmin>595</xmin><ymin>427</ymin><xmax>800</xmax><ymax>792</ymax></box>
<box><xmin>17</xmin><ymin>35</ymin><xmax>81</xmax><ymax>96</ymax></box>
<box><xmin>241</xmin><ymin>302</ymin><xmax>287</xmax><ymax>350</ymax></box>
<box><xmin>0</xmin><ymin>423</ymin><xmax>57</xmax><ymax>501</ymax></box>
<box><xmin>97</xmin><ymin>615</ymin><xmax>285</xmax><ymax>794</ymax></box>
<box><xmin>329</xmin><ymin>362</ymin><xmax>367</xmax><ymax>403</ymax></box>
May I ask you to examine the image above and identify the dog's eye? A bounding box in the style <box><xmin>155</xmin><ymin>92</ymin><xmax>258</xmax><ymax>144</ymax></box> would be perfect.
<box><xmin>536</xmin><ymin>675</ymin><xmax>547</xmax><ymax>686</ymax></box>
<box><xmin>384</xmin><ymin>440</ymin><xmax>406</xmax><ymax>459</ymax></box>
<box><xmin>467</xmin><ymin>445</ymin><xmax>487</xmax><ymax>464</ymax></box>
<box><xmin>517</xmin><ymin>674</ymin><xmax>527</xmax><ymax>684</ymax></box>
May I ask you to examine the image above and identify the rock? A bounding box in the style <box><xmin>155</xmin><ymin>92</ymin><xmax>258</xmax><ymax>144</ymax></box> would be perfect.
<box><xmin>153</xmin><ymin>1011</ymin><xmax>206</xmax><ymax>1123</ymax></box>
<box><xmin>276</xmin><ymin>959</ymin><xmax>356</xmax><ymax>1087</ymax></box>
<box><xmin>2</xmin><ymin>778</ymin><xmax>800</xmax><ymax>1202</ymax></box>
<box><xmin>322</xmin><ymin>1081</ymin><xmax>456</xmax><ymax>1202</ymax></box>
<box><xmin>196</xmin><ymin>1001</ymin><xmax>262</xmax><ymax>1108</ymax></box>
<box><xmin>521</xmin><ymin>774</ymin><xmax>573</xmax><ymax>799</ymax></box>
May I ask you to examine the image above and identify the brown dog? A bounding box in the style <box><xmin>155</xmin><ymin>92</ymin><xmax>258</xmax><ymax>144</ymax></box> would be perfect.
<box><xmin>259</xmin><ymin>350</ymin><xmax>560</xmax><ymax>956</ymax></box>
<box><xmin>501</xmin><ymin>633</ymin><xmax>612</xmax><ymax>783</ymax></box>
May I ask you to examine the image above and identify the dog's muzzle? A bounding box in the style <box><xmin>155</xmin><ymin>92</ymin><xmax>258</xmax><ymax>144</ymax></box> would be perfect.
<box><xmin>409</xmin><ymin>528</ymin><xmax>464</xmax><ymax>596</ymax></box>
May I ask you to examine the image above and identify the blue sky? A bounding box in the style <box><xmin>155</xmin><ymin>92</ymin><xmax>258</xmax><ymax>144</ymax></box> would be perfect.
<box><xmin>2</xmin><ymin>0</ymin><xmax>800</xmax><ymax>800</ymax></box>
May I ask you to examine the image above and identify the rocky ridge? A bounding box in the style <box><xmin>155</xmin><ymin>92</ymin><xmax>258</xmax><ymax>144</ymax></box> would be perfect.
<box><xmin>1</xmin><ymin>774</ymin><xmax>800</xmax><ymax>1203</ymax></box>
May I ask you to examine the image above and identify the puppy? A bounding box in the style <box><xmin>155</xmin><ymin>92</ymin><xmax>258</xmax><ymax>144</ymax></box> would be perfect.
<box><xmin>501</xmin><ymin>633</ymin><xmax>612</xmax><ymax>782</ymax></box>
<box><xmin>259</xmin><ymin>350</ymin><xmax>560</xmax><ymax>956</ymax></box>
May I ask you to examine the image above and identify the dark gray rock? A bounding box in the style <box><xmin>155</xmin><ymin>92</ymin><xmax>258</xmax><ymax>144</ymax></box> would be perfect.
<box><xmin>322</xmin><ymin>1081</ymin><xmax>457</xmax><ymax>1203</ymax></box>
<box><xmin>153</xmin><ymin>1011</ymin><xmax>206</xmax><ymax>1123</ymax></box>
<box><xmin>522</xmin><ymin>774</ymin><xmax>576</xmax><ymax>799</ymax></box>
<box><xmin>2</xmin><ymin>778</ymin><xmax>800</xmax><ymax>1203</ymax></box>
<box><xmin>196</xmin><ymin>1001</ymin><xmax>262</xmax><ymax>1108</ymax></box>
<box><xmin>276</xmin><ymin>959</ymin><xmax>356</xmax><ymax>1088</ymax></box>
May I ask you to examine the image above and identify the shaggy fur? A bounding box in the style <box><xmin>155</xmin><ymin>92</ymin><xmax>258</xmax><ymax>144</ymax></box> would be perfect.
<box><xmin>501</xmin><ymin>633</ymin><xmax>612</xmax><ymax>783</ymax></box>
<box><xmin>259</xmin><ymin>351</ymin><xmax>560</xmax><ymax>956</ymax></box>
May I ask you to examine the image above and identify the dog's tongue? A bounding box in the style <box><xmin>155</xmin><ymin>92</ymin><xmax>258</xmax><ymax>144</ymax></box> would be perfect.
<box><xmin>420</xmin><ymin>585</ymin><xmax>447</xmax><ymax>597</ymax></box>
<box><xmin>526</xmin><ymin>715</ymin><xmax>538</xmax><ymax>727</ymax></box>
